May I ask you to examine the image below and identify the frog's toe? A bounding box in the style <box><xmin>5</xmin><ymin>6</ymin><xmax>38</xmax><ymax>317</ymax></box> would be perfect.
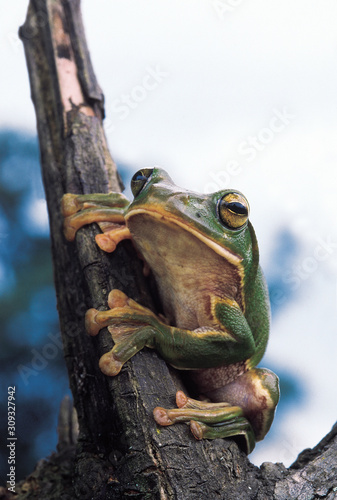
<box><xmin>99</xmin><ymin>350</ymin><xmax>123</xmax><ymax>376</ymax></box>
<box><xmin>153</xmin><ymin>407</ymin><xmax>173</xmax><ymax>426</ymax></box>
<box><xmin>95</xmin><ymin>233</ymin><xmax>117</xmax><ymax>252</ymax></box>
<box><xmin>190</xmin><ymin>421</ymin><xmax>204</xmax><ymax>440</ymax></box>
<box><xmin>108</xmin><ymin>289</ymin><xmax>129</xmax><ymax>309</ymax></box>
<box><xmin>108</xmin><ymin>289</ymin><xmax>158</xmax><ymax>320</ymax></box>
<box><xmin>96</xmin><ymin>226</ymin><xmax>131</xmax><ymax>253</ymax></box>
<box><xmin>85</xmin><ymin>308</ymin><xmax>101</xmax><ymax>336</ymax></box>
<box><xmin>63</xmin><ymin>219</ymin><xmax>78</xmax><ymax>241</ymax></box>
<box><xmin>61</xmin><ymin>193</ymin><xmax>81</xmax><ymax>217</ymax></box>
<box><xmin>176</xmin><ymin>390</ymin><xmax>189</xmax><ymax>408</ymax></box>
<box><xmin>85</xmin><ymin>304</ymin><xmax>134</xmax><ymax>336</ymax></box>
<box><xmin>189</xmin><ymin>417</ymin><xmax>255</xmax><ymax>453</ymax></box>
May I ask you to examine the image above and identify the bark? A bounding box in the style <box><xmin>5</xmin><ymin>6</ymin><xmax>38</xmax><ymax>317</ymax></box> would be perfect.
<box><xmin>6</xmin><ymin>0</ymin><xmax>337</xmax><ymax>498</ymax></box>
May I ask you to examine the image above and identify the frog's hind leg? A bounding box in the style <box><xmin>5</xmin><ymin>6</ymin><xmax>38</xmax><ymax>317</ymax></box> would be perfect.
<box><xmin>205</xmin><ymin>367</ymin><xmax>280</xmax><ymax>442</ymax></box>
<box><xmin>154</xmin><ymin>391</ymin><xmax>255</xmax><ymax>453</ymax></box>
<box><xmin>190</xmin><ymin>418</ymin><xmax>255</xmax><ymax>454</ymax></box>
<box><xmin>153</xmin><ymin>368</ymin><xmax>279</xmax><ymax>454</ymax></box>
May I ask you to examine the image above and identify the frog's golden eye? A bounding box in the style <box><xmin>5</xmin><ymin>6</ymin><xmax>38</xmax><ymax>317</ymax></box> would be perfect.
<box><xmin>131</xmin><ymin>168</ymin><xmax>154</xmax><ymax>197</ymax></box>
<box><xmin>218</xmin><ymin>192</ymin><xmax>249</xmax><ymax>229</ymax></box>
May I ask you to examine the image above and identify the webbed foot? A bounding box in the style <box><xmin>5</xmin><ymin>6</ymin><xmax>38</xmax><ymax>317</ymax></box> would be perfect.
<box><xmin>153</xmin><ymin>390</ymin><xmax>255</xmax><ymax>453</ymax></box>
<box><xmin>85</xmin><ymin>290</ymin><xmax>160</xmax><ymax>376</ymax></box>
<box><xmin>61</xmin><ymin>192</ymin><xmax>131</xmax><ymax>250</ymax></box>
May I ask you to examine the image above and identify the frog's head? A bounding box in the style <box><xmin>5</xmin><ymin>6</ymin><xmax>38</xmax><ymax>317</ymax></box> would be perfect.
<box><xmin>127</xmin><ymin>167</ymin><xmax>259</xmax><ymax>277</ymax></box>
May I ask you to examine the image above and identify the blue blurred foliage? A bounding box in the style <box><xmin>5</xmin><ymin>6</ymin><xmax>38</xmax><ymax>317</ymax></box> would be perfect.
<box><xmin>0</xmin><ymin>130</ymin><xmax>70</xmax><ymax>482</ymax></box>
<box><xmin>263</xmin><ymin>229</ymin><xmax>304</xmax><ymax>425</ymax></box>
<box><xmin>0</xmin><ymin>129</ymin><xmax>302</xmax><ymax>480</ymax></box>
<box><xmin>0</xmin><ymin>129</ymin><xmax>132</xmax><ymax>482</ymax></box>
<box><xmin>266</xmin><ymin>228</ymin><xmax>299</xmax><ymax>316</ymax></box>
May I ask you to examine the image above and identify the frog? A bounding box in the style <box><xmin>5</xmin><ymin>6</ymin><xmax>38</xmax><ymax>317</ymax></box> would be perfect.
<box><xmin>62</xmin><ymin>167</ymin><xmax>279</xmax><ymax>454</ymax></box>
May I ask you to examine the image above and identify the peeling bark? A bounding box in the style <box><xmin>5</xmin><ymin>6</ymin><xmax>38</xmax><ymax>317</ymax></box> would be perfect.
<box><xmin>6</xmin><ymin>0</ymin><xmax>337</xmax><ymax>498</ymax></box>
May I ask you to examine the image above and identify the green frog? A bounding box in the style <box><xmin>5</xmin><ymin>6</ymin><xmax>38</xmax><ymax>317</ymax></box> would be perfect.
<box><xmin>62</xmin><ymin>167</ymin><xmax>279</xmax><ymax>453</ymax></box>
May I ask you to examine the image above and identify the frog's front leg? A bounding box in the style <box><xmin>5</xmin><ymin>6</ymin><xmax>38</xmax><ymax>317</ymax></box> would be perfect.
<box><xmin>62</xmin><ymin>192</ymin><xmax>131</xmax><ymax>251</ymax></box>
<box><xmin>85</xmin><ymin>289</ymin><xmax>161</xmax><ymax>376</ymax></box>
<box><xmin>153</xmin><ymin>367</ymin><xmax>279</xmax><ymax>454</ymax></box>
<box><xmin>85</xmin><ymin>291</ymin><xmax>258</xmax><ymax>377</ymax></box>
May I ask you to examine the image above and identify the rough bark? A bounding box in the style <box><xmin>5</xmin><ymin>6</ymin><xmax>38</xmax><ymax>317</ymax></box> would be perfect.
<box><xmin>5</xmin><ymin>0</ymin><xmax>336</xmax><ymax>498</ymax></box>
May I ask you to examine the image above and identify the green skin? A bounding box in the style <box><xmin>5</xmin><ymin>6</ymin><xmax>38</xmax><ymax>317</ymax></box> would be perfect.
<box><xmin>62</xmin><ymin>168</ymin><xmax>279</xmax><ymax>454</ymax></box>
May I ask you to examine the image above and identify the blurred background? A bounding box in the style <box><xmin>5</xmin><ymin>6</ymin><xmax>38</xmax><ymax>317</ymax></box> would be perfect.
<box><xmin>1</xmin><ymin>0</ymin><xmax>337</xmax><ymax>481</ymax></box>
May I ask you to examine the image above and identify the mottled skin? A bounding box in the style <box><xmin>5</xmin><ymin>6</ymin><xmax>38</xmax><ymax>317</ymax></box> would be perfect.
<box><xmin>62</xmin><ymin>168</ymin><xmax>279</xmax><ymax>453</ymax></box>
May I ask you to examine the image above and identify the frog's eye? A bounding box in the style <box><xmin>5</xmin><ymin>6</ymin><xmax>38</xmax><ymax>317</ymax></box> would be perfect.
<box><xmin>131</xmin><ymin>168</ymin><xmax>154</xmax><ymax>197</ymax></box>
<box><xmin>218</xmin><ymin>192</ymin><xmax>249</xmax><ymax>229</ymax></box>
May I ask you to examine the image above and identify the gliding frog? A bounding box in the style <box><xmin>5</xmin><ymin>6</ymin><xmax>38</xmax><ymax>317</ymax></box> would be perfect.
<box><xmin>62</xmin><ymin>168</ymin><xmax>279</xmax><ymax>453</ymax></box>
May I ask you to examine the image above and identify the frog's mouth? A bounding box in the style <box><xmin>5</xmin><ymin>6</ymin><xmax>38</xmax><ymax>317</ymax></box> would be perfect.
<box><xmin>125</xmin><ymin>207</ymin><xmax>243</xmax><ymax>268</ymax></box>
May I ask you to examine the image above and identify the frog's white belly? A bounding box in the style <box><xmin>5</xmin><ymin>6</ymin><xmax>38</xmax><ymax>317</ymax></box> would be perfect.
<box><xmin>128</xmin><ymin>215</ymin><xmax>243</xmax><ymax>330</ymax></box>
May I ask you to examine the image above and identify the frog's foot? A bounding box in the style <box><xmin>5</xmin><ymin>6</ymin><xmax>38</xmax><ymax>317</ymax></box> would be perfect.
<box><xmin>202</xmin><ymin>368</ymin><xmax>280</xmax><ymax>442</ymax></box>
<box><xmin>85</xmin><ymin>289</ymin><xmax>158</xmax><ymax>336</ymax></box>
<box><xmin>85</xmin><ymin>289</ymin><xmax>161</xmax><ymax>376</ymax></box>
<box><xmin>153</xmin><ymin>390</ymin><xmax>255</xmax><ymax>453</ymax></box>
<box><xmin>95</xmin><ymin>226</ymin><xmax>131</xmax><ymax>252</ymax></box>
<box><xmin>189</xmin><ymin>419</ymin><xmax>255</xmax><ymax>454</ymax></box>
<box><xmin>62</xmin><ymin>192</ymin><xmax>129</xmax><ymax>218</ymax></box>
<box><xmin>62</xmin><ymin>192</ymin><xmax>131</xmax><ymax>250</ymax></box>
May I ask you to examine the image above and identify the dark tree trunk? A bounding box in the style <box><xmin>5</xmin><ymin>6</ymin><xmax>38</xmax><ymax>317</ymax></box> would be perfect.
<box><xmin>4</xmin><ymin>0</ymin><xmax>336</xmax><ymax>498</ymax></box>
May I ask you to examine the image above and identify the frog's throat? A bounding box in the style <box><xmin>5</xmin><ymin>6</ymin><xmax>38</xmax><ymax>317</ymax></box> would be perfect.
<box><xmin>125</xmin><ymin>208</ymin><xmax>243</xmax><ymax>268</ymax></box>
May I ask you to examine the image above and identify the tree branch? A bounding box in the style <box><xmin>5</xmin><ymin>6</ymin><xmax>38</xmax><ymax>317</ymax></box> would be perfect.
<box><xmin>10</xmin><ymin>0</ymin><xmax>337</xmax><ymax>498</ymax></box>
